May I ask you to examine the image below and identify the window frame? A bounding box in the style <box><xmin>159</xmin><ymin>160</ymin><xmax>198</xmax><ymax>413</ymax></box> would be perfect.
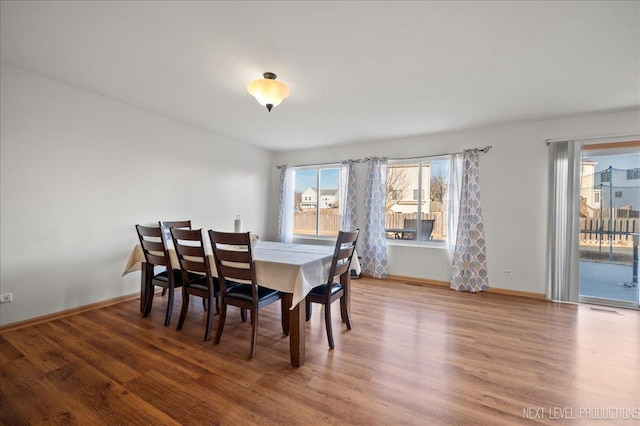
<box><xmin>627</xmin><ymin>168</ymin><xmax>640</xmax><ymax>180</ymax></box>
<box><xmin>292</xmin><ymin>165</ymin><xmax>341</xmax><ymax>238</ymax></box>
<box><xmin>386</xmin><ymin>155</ymin><xmax>450</xmax><ymax>246</ymax></box>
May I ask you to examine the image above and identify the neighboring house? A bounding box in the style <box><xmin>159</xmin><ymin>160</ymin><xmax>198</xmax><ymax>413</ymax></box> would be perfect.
<box><xmin>388</xmin><ymin>163</ymin><xmax>431</xmax><ymax>214</ymax></box>
<box><xmin>580</xmin><ymin>160</ymin><xmax>598</xmax><ymax>217</ymax></box>
<box><xmin>580</xmin><ymin>160</ymin><xmax>640</xmax><ymax>215</ymax></box>
<box><xmin>299</xmin><ymin>187</ymin><xmax>339</xmax><ymax>209</ymax></box>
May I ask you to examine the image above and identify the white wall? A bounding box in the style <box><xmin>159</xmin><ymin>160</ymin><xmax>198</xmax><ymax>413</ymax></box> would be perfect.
<box><xmin>267</xmin><ymin>108</ymin><xmax>640</xmax><ymax>295</ymax></box>
<box><xmin>0</xmin><ymin>64</ymin><xmax>273</xmax><ymax>326</ymax></box>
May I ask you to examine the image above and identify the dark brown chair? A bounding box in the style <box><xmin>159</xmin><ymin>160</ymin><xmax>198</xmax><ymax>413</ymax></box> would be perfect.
<box><xmin>209</xmin><ymin>230</ymin><xmax>287</xmax><ymax>359</ymax></box>
<box><xmin>170</xmin><ymin>228</ymin><xmax>219</xmax><ymax>341</ymax></box>
<box><xmin>159</xmin><ymin>220</ymin><xmax>191</xmax><ymax>244</ymax></box>
<box><xmin>135</xmin><ymin>224</ymin><xmax>183</xmax><ymax>326</ymax></box>
<box><xmin>159</xmin><ymin>221</ymin><xmax>192</xmax><ymax>293</ymax></box>
<box><xmin>305</xmin><ymin>229</ymin><xmax>360</xmax><ymax>349</ymax></box>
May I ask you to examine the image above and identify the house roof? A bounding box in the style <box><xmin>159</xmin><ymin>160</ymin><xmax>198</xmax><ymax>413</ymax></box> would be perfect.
<box><xmin>300</xmin><ymin>187</ymin><xmax>338</xmax><ymax>196</ymax></box>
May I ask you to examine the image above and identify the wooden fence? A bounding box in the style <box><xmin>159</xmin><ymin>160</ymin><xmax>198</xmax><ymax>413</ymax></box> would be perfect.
<box><xmin>580</xmin><ymin>218</ymin><xmax>638</xmax><ymax>245</ymax></box>
<box><xmin>294</xmin><ymin>210</ymin><xmax>446</xmax><ymax>239</ymax></box>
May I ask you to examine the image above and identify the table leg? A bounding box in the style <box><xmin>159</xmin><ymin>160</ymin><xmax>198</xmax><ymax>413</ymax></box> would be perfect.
<box><xmin>140</xmin><ymin>262</ymin><xmax>148</xmax><ymax>313</ymax></box>
<box><xmin>289</xmin><ymin>298</ymin><xmax>306</xmax><ymax>367</ymax></box>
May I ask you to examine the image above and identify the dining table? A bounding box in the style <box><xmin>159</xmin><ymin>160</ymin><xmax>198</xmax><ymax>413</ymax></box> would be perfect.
<box><xmin>123</xmin><ymin>235</ymin><xmax>359</xmax><ymax>366</ymax></box>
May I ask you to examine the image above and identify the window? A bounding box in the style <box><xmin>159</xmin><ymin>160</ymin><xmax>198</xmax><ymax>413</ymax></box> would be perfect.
<box><xmin>293</xmin><ymin>167</ymin><xmax>340</xmax><ymax>236</ymax></box>
<box><xmin>386</xmin><ymin>158</ymin><xmax>449</xmax><ymax>243</ymax></box>
<box><xmin>594</xmin><ymin>191</ymin><xmax>600</xmax><ymax>203</ymax></box>
<box><xmin>601</xmin><ymin>170</ymin><xmax>611</xmax><ymax>182</ymax></box>
<box><xmin>627</xmin><ymin>168</ymin><xmax>640</xmax><ymax>180</ymax></box>
<box><xmin>615</xmin><ymin>191</ymin><xmax>623</xmax><ymax>198</ymax></box>
<box><xmin>389</xmin><ymin>189</ymin><xmax>402</xmax><ymax>200</ymax></box>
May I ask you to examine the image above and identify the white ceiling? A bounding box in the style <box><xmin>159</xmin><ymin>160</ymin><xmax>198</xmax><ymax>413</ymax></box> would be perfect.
<box><xmin>1</xmin><ymin>1</ymin><xmax>638</xmax><ymax>151</ymax></box>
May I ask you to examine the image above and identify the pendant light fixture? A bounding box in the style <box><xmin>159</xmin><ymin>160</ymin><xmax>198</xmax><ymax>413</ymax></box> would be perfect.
<box><xmin>247</xmin><ymin>72</ymin><xmax>290</xmax><ymax>111</ymax></box>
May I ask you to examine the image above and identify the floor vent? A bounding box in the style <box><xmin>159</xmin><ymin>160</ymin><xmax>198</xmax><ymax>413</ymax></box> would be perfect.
<box><xmin>586</xmin><ymin>306</ymin><xmax>622</xmax><ymax>315</ymax></box>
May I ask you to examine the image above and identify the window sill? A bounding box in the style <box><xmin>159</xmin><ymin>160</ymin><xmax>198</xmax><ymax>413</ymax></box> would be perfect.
<box><xmin>385</xmin><ymin>239</ymin><xmax>448</xmax><ymax>249</ymax></box>
<box><xmin>292</xmin><ymin>235</ymin><xmax>336</xmax><ymax>243</ymax></box>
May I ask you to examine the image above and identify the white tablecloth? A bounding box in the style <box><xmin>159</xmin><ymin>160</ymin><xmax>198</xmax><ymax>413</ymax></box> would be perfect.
<box><xmin>123</xmin><ymin>239</ymin><xmax>358</xmax><ymax>307</ymax></box>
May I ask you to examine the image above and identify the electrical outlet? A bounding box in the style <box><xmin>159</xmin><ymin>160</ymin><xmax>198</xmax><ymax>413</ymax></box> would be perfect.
<box><xmin>0</xmin><ymin>293</ymin><xmax>13</xmax><ymax>304</ymax></box>
<box><xmin>502</xmin><ymin>269</ymin><xmax>513</xmax><ymax>276</ymax></box>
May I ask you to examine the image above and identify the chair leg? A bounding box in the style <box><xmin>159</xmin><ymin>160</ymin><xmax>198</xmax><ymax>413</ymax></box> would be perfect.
<box><xmin>305</xmin><ymin>299</ymin><xmax>312</xmax><ymax>321</ymax></box>
<box><xmin>164</xmin><ymin>287</ymin><xmax>174</xmax><ymax>326</ymax></box>
<box><xmin>249</xmin><ymin>309</ymin><xmax>258</xmax><ymax>359</ymax></box>
<box><xmin>176</xmin><ymin>291</ymin><xmax>189</xmax><ymax>331</ymax></box>
<box><xmin>203</xmin><ymin>298</ymin><xmax>207</xmax><ymax>311</ymax></box>
<box><xmin>325</xmin><ymin>303</ymin><xmax>335</xmax><ymax>349</ymax></box>
<box><xmin>240</xmin><ymin>308</ymin><xmax>247</xmax><ymax>322</ymax></box>
<box><xmin>143</xmin><ymin>284</ymin><xmax>154</xmax><ymax>317</ymax></box>
<box><xmin>340</xmin><ymin>296</ymin><xmax>351</xmax><ymax>330</ymax></box>
<box><xmin>214</xmin><ymin>303</ymin><xmax>227</xmax><ymax>344</ymax></box>
<box><xmin>204</xmin><ymin>294</ymin><xmax>214</xmax><ymax>341</ymax></box>
<box><xmin>161</xmin><ymin>288</ymin><xmax>167</xmax><ymax>296</ymax></box>
<box><xmin>216</xmin><ymin>297</ymin><xmax>220</xmax><ymax>314</ymax></box>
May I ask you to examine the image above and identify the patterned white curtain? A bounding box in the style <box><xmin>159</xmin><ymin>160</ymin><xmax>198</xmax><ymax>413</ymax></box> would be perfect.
<box><xmin>278</xmin><ymin>166</ymin><xmax>295</xmax><ymax>243</ymax></box>
<box><xmin>451</xmin><ymin>149</ymin><xmax>488</xmax><ymax>292</ymax></box>
<box><xmin>362</xmin><ymin>157</ymin><xmax>388</xmax><ymax>278</ymax></box>
<box><xmin>339</xmin><ymin>160</ymin><xmax>357</xmax><ymax>231</ymax></box>
<box><xmin>547</xmin><ymin>141</ymin><xmax>581</xmax><ymax>302</ymax></box>
<box><xmin>446</xmin><ymin>152</ymin><xmax>463</xmax><ymax>263</ymax></box>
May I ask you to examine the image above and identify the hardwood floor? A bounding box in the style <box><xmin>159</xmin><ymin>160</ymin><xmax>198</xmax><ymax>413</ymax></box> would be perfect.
<box><xmin>1</xmin><ymin>278</ymin><xmax>638</xmax><ymax>425</ymax></box>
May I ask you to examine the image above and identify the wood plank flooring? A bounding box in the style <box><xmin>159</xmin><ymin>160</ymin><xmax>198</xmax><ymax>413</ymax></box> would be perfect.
<box><xmin>1</xmin><ymin>278</ymin><xmax>639</xmax><ymax>425</ymax></box>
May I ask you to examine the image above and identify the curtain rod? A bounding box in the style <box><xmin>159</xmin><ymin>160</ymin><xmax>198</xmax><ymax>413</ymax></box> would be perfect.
<box><xmin>546</xmin><ymin>132</ymin><xmax>640</xmax><ymax>145</ymax></box>
<box><xmin>362</xmin><ymin>145</ymin><xmax>492</xmax><ymax>162</ymax></box>
<box><xmin>276</xmin><ymin>159</ymin><xmax>361</xmax><ymax>169</ymax></box>
<box><xmin>275</xmin><ymin>145</ymin><xmax>492</xmax><ymax>169</ymax></box>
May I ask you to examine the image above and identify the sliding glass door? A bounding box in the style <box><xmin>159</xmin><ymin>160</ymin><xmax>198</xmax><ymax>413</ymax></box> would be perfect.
<box><xmin>578</xmin><ymin>143</ymin><xmax>640</xmax><ymax>309</ymax></box>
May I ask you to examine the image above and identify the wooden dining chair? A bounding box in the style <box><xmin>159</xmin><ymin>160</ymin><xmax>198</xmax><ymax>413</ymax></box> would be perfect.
<box><xmin>209</xmin><ymin>230</ymin><xmax>287</xmax><ymax>359</ymax></box>
<box><xmin>170</xmin><ymin>228</ymin><xmax>219</xmax><ymax>341</ymax></box>
<box><xmin>305</xmin><ymin>229</ymin><xmax>360</xmax><ymax>349</ymax></box>
<box><xmin>159</xmin><ymin>220</ymin><xmax>191</xmax><ymax>242</ymax></box>
<box><xmin>135</xmin><ymin>224</ymin><xmax>183</xmax><ymax>326</ymax></box>
<box><xmin>158</xmin><ymin>220</ymin><xmax>192</xmax><ymax>294</ymax></box>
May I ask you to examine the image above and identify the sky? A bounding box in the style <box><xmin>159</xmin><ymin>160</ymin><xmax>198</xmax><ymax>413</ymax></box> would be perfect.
<box><xmin>294</xmin><ymin>159</ymin><xmax>450</xmax><ymax>193</ymax></box>
<box><xmin>295</xmin><ymin>168</ymin><xmax>339</xmax><ymax>192</ymax></box>
<box><xmin>584</xmin><ymin>152</ymin><xmax>640</xmax><ymax>173</ymax></box>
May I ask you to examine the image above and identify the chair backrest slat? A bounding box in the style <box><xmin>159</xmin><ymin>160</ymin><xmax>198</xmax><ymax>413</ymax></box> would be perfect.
<box><xmin>180</xmin><ymin>258</ymin><xmax>208</xmax><ymax>273</ymax></box>
<box><xmin>140</xmin><ymin>240</ymin><xmax>165</xmax><ymax>252</ymax></box>
<box><xmin>136</xmin><ymin>224</ymin><xmax>169</xmax><ymax>267</ymax></box>
<box><xmin>177</xmin><ymin>245</ymin><xmax>204</xmax><ymax>257</ymax></box>
<box><xmin>160</xmin><ymin>220</ymin><xmax>191</xmax><ymax>242</ymax></box>
<box><xmin>160</xmin><ymin>220</ymin><xmax>192</xmax><ymax>230</ymax></box>
<box><xmin>326</xmin><ymin>229</ymin><xmax>360</xmax><ymax>295</ymax></box>
<box><xmin>209</xmin><ymin>231</ymin><xmax>256</xmax><ymax>292</ymax></box>
<box><xmin>170</xmin><ymin>228</ymin><xmax>212</xmax><ymax>276</ymax></box>
<box><xmin>337</xmin><ymin>246</ymin><xmax>355</xmax><ymax>261</ymax></box>
<box><xmin>145</xmin><ymin>253</ymin><xmax>167</xmax><ymax>266</ymax></box>
<box><xmin>216</xmin><ymin>249</ymin><xmax>251</xmax><ymax>264</ymax></box>
<box><xmin>219</xmin><ymin>264</ymin><xmax>252</xmax><ymax>282</ymax></box>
